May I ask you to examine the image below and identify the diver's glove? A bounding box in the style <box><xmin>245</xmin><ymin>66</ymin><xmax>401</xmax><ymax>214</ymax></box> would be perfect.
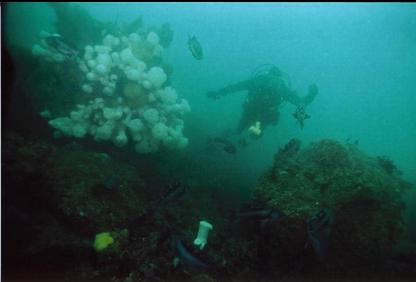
<box><xmin>206</xmin><ymin>91</ymin><xmax>222</xmax><ymax>100</ymax></box>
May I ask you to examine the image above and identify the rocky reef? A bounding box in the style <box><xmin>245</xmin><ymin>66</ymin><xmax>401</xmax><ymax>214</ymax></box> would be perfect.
<box><xmin>253</xmin><ymin>138</ymin><xmax>411</xmax><ymax>274</ymax></box>
<box><xmin>3</xmin><ymin>3</ymin><xmax>415</xmax><ymax>281</ymax></box>
<box><xmin>2</xmin><ymin>131</ymin><xmax>227</xmax><ymax>281</ymax></box>
<box><xmin>4</xmin><ymin>132</ymin><xmax>413</xmax><ymax>281</ymax></box>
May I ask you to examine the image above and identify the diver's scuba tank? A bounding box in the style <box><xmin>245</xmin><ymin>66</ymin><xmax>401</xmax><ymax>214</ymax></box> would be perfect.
<box><xmin>250</xmin><ymin>64</ymin><xmax>292</xmax><ymax>89</ymax></box>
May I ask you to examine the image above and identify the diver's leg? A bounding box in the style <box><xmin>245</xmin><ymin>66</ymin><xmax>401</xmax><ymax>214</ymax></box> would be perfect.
<box><xmin>236</xmin><ymin>109</ymin><xmax>252</xmax><ymax>134</ymax></box>
<box><xmin>261</xmin><ymin>108</ymin><xmax>280</xmax><ymax>127</ymax></box>
<box><xmin>237</xmin><ymin>100</ymin><xmax>261</xmax><ymax>134</ymax></box>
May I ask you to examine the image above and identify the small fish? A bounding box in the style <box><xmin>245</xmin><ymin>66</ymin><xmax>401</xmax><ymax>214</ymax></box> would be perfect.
<box><xmin>233</xmin><ymin>206</ymin><xmax>285</xmax><ymax>227</ymax></box>
<box><xmin>172</xmin><ymin>237</ymin><xmax>210</xmax><ymax>269</ymax></box>
<box><xmin>45</xmin><ymin>34</ymin><xmax>79</xmax><ymax>59</ymax></box>
<box><xmin>212</xmin><ymin>137</ymin><xmax>237</xmax><ymax>154</ymax></box>
<box><xmin>305</xmin><ymin>208</ymin><xmax>335</xmax><ymax>262</ymax></box>
<box><xmin>135</xmin><ymin>182</ymin><xmax>187</xmax><ymax>222</ymax></box>
<box><xmin>188</xmin><ymin>35</ymin><xmax>203</xmax><ymax>60</ymax></box>
<box><xmin>223</xmin><ymin>144</ymin><xmax>237</xmax><ymax>154</ymax></box>
<box><xmin>292</xmin><ymin>105</ymin><xmax>310</xmax><ymax>129</ymax></box>
<box><xmin>153</xmin><ymin>181</ymin><xmax>187</xmax><ymax>209</ymax></box>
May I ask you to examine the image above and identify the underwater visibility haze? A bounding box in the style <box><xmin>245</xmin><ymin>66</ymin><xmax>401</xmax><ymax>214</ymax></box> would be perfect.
<box><xmin>2</xmin><ymin>2</ymin><xmax>416</xmax><ymax>281</ymax></box>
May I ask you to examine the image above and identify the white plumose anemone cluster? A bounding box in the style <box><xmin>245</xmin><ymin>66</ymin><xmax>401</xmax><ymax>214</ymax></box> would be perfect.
<box><xmin>78</xmin><ymin>31</ymin><xmax>164</xmax><ymax>95</ymax></box>
<box><xmin>37</xmin><ymin>30</ymin><xmax>191</xmax><ymax>154</ymax></box>
<box><xmin>48</xmin><ymin>85</ymin><xmax>190</xmax><ymax>153</ymax></box>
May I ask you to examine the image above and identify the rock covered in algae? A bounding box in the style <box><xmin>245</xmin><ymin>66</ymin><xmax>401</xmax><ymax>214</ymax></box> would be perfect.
<box><xmin>253</xmin><ymin>138</ymin><xmax>410</xmax><ymax>271</ymax></box>
<box><xmin>44</xmin><ymin>142</ymin><xmax>147</xmax><ymax>231</ymax></box>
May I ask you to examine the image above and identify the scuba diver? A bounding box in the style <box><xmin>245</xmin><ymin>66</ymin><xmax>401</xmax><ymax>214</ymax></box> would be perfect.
<box><xmin>206</xmin><ymin>65</ymin><xmax>319</xmax><ymax>138</ymax></box>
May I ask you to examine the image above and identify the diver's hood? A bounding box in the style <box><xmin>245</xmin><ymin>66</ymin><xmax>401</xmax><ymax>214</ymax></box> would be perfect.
<box><xmin>251</xmin><ymin>64</ymin><xmax>291</xmax><ymax>88</ymax></box>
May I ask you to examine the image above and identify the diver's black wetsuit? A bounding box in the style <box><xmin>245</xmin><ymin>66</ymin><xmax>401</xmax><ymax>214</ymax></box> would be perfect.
<box><xmin>208</xmin><ymin>69</ymin><xmax>318</xmax><ymax>134</ymax></box>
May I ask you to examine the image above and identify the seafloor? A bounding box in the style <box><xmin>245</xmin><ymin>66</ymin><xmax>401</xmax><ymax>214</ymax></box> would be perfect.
<box><xmin>3</xmin><ymin>131</ymin><xmax>416</xmax><ymax>282</ymax></box>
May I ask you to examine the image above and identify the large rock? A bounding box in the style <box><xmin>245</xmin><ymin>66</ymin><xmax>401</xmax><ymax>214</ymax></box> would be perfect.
<box><xmin>253</xmin><ymin>138</ymin><xmax>410</xmax><ymax>272</ymax></box>
<box><xmin>2</xmin><ymin>132</ymin><xmax>148</xmax><ymax>279</ymax></box>
<box><xmin>45</xmin><ymin>142</ymin><xmax>146</xmax><ymax>232</ymax></box>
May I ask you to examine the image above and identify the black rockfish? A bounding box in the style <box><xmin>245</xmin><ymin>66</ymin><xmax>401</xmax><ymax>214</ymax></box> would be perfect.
<box><xmin>188</xmin><ymin>35</ymin><xmax>203</xmax><ymax>60</ymax></box>
<box><xmin>232</xmin><ymin>206</ymin><xmax>285</xmax><ymax>227</ymax></box>
<box><xmin>134</xmin><ymin>181</ymin><xmax>187</xmax><ymax>223</ymax></box>
<box><xmin>305</xmin><ymin>208</ymin><xmax>335</xmax><ymax>262</ymax></box>
<box><xmin>45</xmin><ymin>34</ymin><xmax>79</xmax><ymax>59</ymax></box>
<box><xmin>172</xmin><ymin>237</ymin><xmax>210</xmax><ymax>269</ymax></box>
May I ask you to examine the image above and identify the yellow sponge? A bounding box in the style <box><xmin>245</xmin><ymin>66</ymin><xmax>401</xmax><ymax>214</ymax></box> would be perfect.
<box><xmin>94</xmin><ymin>232</ymin><xmax>114</xmax><ymax>252</ymax></box>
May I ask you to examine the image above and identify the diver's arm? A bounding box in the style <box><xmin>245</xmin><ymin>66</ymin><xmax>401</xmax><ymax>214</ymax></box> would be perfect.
<box><xmin>207</xmin><ymin>79</ymin><xmax>252</xmax><ymax>99</ymax></box>
<box><xmin>283</xmin><ymin>84</ymin><xmax>319</xmax><ymax>107</ymax></box>
<box><xmin>303</xmin><ymin>84</ymin><xmax>319</xmax><ymax>106</ymax></box>
<box><xmin>283</xmin><ymin>89</ymin><xmax>303</xmax><ymax>107</ymax></box>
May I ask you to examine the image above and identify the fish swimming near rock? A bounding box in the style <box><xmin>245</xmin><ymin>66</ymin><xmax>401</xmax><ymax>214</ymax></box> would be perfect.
<box><xmin>188</xmin><ymin>35</ymin><xmax>203</xmax><ymax>60</ymax></box>
<box><xmin>305</xmin><ymin>208</ymin><xmax>335</xmax><ymax>262</ymax></box>
<box><xmin>148</xmin><ymin>181</ymin><xmax>187</xmax><ymax>213</ymax></box>
<box><xmin>272</xmin><ymin>138</ymin><xmax>301</xmax><ymax>174</ymax></box>
<box><xmin>172</xmin><ymin>237</ymin><xmax>210</xmax><ymax>269</ymax></box>
<box><xmin>232</xmin><ymin>206</ymin><xmax>285</xmax><ymax>227</ymax></box>
<box><xmin>215</xmin><ymin>137</ymin><xmax>237</xmax><ymax>154</ymax></box>
<box><xmin>293</xmin><ymin>105</ymin><xmax>310</xmax><ymax>129</ymax></box>
<box><xmin>134</xmin><ymin>181</ymin><xmax>187</xmax><ymax>223</ymax></box>
<box><xmin>209</xmin><ymin>137</ymin><xmax>237</xmax><ymax>154</ymax></box>
<box><xmin>45</xmin><ymin>33</ymin><xmax>79</xmax><ymax>59</ymax></box>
